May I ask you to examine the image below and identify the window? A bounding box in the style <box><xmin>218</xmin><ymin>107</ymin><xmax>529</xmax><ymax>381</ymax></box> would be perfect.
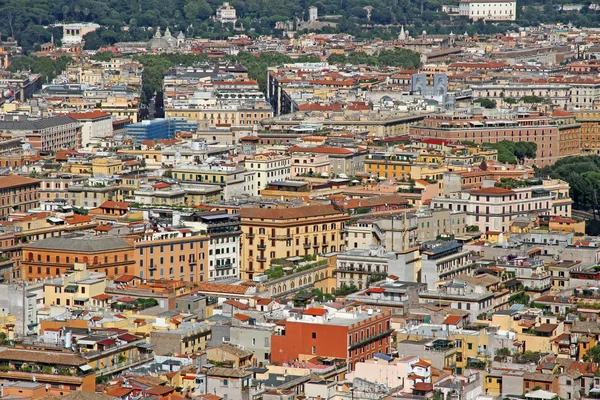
<box><xmin>467</xmin><ymin>343</ymin><xmax>473</xmax><ymax>350</ymax></box>
<box><xmin>312</xmin><ymin>346</ymin><xmax>316</xmax><ymax>354</ymax></box>
<box><xmin>312</xmin><ymin>332</ymin><xmax>317</xmax><ymax>339</ymax></box>
<box><xmin>223</xmin><ymin>379</ymin><xmax>228</xmax><ymax>386</ymax></box>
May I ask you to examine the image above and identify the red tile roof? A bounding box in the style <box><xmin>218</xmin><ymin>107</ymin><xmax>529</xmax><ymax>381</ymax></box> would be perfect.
<box><xmin>443</xmin><ymin>315</ymin><xmax>464</xmax><ymax>325</ymax></box>
<box><xmin>233</xmin><ymin>314</ymin><xmax>251</xmax><ymax>322</ymax></box>
<box><xmin>67</xmin><ymin>110</ymin><xmax>110</xmax><ymax>120</ymax></box>
<box><xmin>469</xmin><ymin>187</ymin><xmax>514</xmax><ymax>196</ymax></box>
<box><xmin>303</xmin><ymin>308</ymin><xmax>327</xmax><ymax>317</ymax></box>
<box><xmin>99</xmin><ymin>200</ymin><xmax>129</xmax><ymax>210</ymax></box>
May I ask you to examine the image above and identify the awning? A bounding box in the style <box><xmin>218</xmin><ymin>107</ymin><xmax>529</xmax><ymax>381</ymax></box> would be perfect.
<box><xmin>74</xmin><ymin>297</ymin><xmax>89</xmax><ymax>302</ymax></box>
<box><xmin>137</xmin><ymin>343</ymin><xmax>155</xmax><ymax>349</ymax></box>
<box><xmin>65</xmin><ymin>285</ymin><xmax>79</xmax><ymax>293</ymax></box>
<box><xmin>79</xmin><ymin>365</ymin><xmax>93</xmax><ymax>372</ymax></box>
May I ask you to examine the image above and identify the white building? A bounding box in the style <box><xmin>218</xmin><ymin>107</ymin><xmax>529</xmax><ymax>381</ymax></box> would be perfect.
<box><xmin>243</xmin><ymin>154</ymin><xmax>291</xmax><ymax>195</ymax></box>
<box><xmin>215</xmin><ymin>2</ymin><xmax>238</xmax><ymax>24</ymax></box>
<box><xmin>432</xmin><ymin>185</ymin><xmax>557</xmax><ymax>234</ymax></box>
<box><xmin>458</xmin><ymin>0</ymin><xmax>516</xmax><ymax>21</ymax></box>
<box><xmin>67</xmin><ymin>110</ymin><xmax>113</xmax><ymax>147</ymax></box>
<box><xmin>348</xmin><ymin>355</ymin><xmax>431</xmax><ymax>392</ymax></box>
<box><xmin>308</xmin><ymin>6</ymin><xmax>319</xmax><ymax>21</ymax></box>
<box><xmin>61</xmin><ymin>23</ymin><xmax>101</xmax><ymax>47</ymax></box>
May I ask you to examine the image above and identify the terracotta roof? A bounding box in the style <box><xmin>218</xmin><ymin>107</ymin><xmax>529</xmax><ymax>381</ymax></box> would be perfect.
<box><xmin>99</xmin><ymin>200</ymin><xmax>129</xmax><ymax>210</ymax></box>
<box><xmin>67</xmin><ymin>110</ymin><xmax>110</xmax><ymax>120</ymax></box>
<box><xmin>233</xmin><ymin>313</ymin><xmax>251</xmax><ymax>322</ymax></box>
<box><xmin>442</xmin><ymin>315</ymin><xmax>464</xmax><ymax>325</ymax></box>
<box><xmin>413</xmin><ymin>360</ymin><xmax>431</xmax><ymax>368</ymax></box>
<box><xmin>0</xmin><ymin>348</ymin><xmax>88</xmax><ymax>366</ymax></box>
<box><xmin>256</xmin><ymin>298</ymin><xmax>273</xmax><ymax>306</ymax></box>
<box><xmin>303</xmin><ymin>308</ymin><xmax>327</xmax><ymax>317</ymax></box>
<box><xmin>0</xmin><ymin>175</ymin><xmax>39</xmax><ymax>190</ymax></box>
<box><xmin>94</xmin><ymin>225</ymin><xmax>113</xmax><ymax>232</ymax></box>
<box><xmin>147</xmin><ymin>385</ymin><xmax>175</xmax><ymax>395</ymax></box>
<box><xmin>413</xmin><ymin>382</ymin><xmax>434</xmax><ymax>392</ymax></box>
<box><xmin>238</xmin><ymin>204</ymin><xmax>343</xmax><ymax>220</ymax></box>
<box><xmin>469</xmin><ymin>187</ymin><xmax>514</xmax><ymax>196</ymax></box>
<box><xmin>223</xmin><ymin>300</ymin><xmax>250</xmax><ymax>310</ymax></box>
<box><xmin>92</xmin><ymin>294</ymin><xmax>113</xmax><ymax>301</ymax></box>
<box><xmin>113</xmin><ymin>274</ymin><xmax>136</xmax><ymax>283</ymax></box>
<box><xmin>195</xmin><ymin>283</ymin><xmax>251</xmax><ymax>295</ymax></box>
<box><xmin>288</xmin><ymin>146</ymin><xmax>354</xmax><ymax>155</ymax></box>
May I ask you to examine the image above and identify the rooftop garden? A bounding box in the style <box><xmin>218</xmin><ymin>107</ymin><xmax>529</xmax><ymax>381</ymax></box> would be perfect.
<box><xmin>265</xmin><ymin>255</ymin><xmax>327</xmax><ymax>280</ymax></box>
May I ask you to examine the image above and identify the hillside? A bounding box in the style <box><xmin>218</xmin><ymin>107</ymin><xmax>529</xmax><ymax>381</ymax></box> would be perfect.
<box><xmin>3</xmin><ymin>0</ymin><xmax>600</xmax><ymax>53</ymax></box>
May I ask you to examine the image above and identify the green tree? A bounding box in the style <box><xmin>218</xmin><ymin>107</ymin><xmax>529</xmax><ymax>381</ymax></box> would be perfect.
<box><xmin>92</xmin><ymin>51</ymin><xmax>114</xmax><ymax>61</ymax></box>
<box><xmin>474</xmin><ymin>98</ymin><xmax>497</xmax><ymax>109</ymax></box>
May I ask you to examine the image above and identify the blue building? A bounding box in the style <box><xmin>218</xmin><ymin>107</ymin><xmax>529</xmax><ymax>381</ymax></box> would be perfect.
<box><xmin>125</xmin><ymin>118</ymin><xmax>199</xmax><ymax>141</ymax></box>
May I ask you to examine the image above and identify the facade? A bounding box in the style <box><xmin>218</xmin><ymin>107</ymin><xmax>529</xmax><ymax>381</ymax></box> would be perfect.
<box><xmin>0</xmin><ymin>115</ymin><xmax>82</xmax><ymax>151</ymax></box>
<box><xmin>134</xmin><ymin>229</ymin><xmax>210</xmax><ymax>282</ymax></box>
<box><xmin>185</xmin><ymin>211</ymin><xmax>242</xmax><ymax>281</ymax></box>
<box><xmin>67</xmin><ymin>110</ymin><xmax>113</xmax><ymax>147</ymax></box>
<box><xmin>0</xmin><ymin>175</ymin><xmax>40</xmax><ymax>218</ymax></box>
<box><xmin>150</xmin><ymin>322</ymin><xmax>211</xmax><ymax>356</ymax></box>
<box><xmin>244</xmin><ymin>154</ymin><xmax>291</xmax><ymax>195</ymax></box>
<box><xmin>291</xmin><ymin>153</ymin><xmax>331</xmax><ymax>178</ymax></box>
<box><xmin>239</xmin><ymin>205</ymin><xmax>349</xmax><ymax>280</ymax></box>
<box><xmin>420</xmin><ymin>240</ymin><xmax>473</xmax><ymax>289</ymax></box>
<box><xmin>22</xmin><ymin>234</ymin><xmax>135</xmax><ymax>281</ymax></box>
<box><xmin>215</xmin><ymin>2</ymin><xmax>238</xmax><ymax>23</ymax></box>
<box><xmin>410</xmin><ymin>113</ymin><xmax>580</xmax><ymax>166</ymax></box>
<box><xmin>270</xmin><ymin>307</ymin><xmax>393</xmax><ymax>372</ymax></box>
<box><xmin>288</xmin><ymin>147</ymin><xmax>367</xmax><ymax>177</ymax></box>
<box><xmin>432</xmin><ymin>185</ymin><xmax>559</xmax><ymax>233</ymax></box>
<box><xmin>459</xmin><ymin>0</ymin><xmax>517</xmax><ymax>21</ymax></box>
<box><xmin>171</xmin><ymin>164</ymin><xmax>255</xmax><ymax>201</ymax></box>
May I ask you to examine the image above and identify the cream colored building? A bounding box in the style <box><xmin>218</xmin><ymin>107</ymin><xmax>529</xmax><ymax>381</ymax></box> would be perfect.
<box><xmin>459</xmin><ymin>0</ymin><xmax>516</xmax><ymax>21</ymax></box>
<box><xmin>244</xmin><ymin>154</ymin><xmax>291</xmax><ymax>195</ymax></box>
<box><xmin>43</xmin><ymin>263</ymin><xmax>106</xmax><ymax>308</ymax></box>
<box><xmin>238</xmin><ymin>205</ymin><xmax>349</xmax><ymax>280</ymax></box>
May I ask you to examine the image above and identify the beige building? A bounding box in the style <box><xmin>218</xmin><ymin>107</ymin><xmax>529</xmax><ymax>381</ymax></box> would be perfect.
<box><xmin>243</xmin><ymin>154</ymin><xmax>291</xmax><ymax>195</ymax></box>
<box><xmin>171</xmin><ymin>164</ymin><xmax>255</xmax><ymax>201</ymax></box>
<box><xmin>239</xmin><ymin>205</ymin><xmax>349</xmax><ymax>280</ymax></box>
<box><xmin>43</xmin><ymin>263</ymin><xmax>106</xmax><ymax>308</ymax></box>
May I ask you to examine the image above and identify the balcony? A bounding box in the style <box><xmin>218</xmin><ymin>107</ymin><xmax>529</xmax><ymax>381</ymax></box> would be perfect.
<box><xmin>257</xmin><ymin>244</ymin><xmax>267</xmax><ymax>250</ymax></box>
<box><xmin>96</xmin><ymin>353</ymin><xmax>154</xmax><ymax>376</ymax></box>
<box><xmin>303</xmin><ymin>243</ymin><xmax>311</xmax><ymax>249</ymax></box>
<box><xmin>246</xmin><ymin>233</ymin><xmax>255</xmax><ymax>238</ymax></box>
<box><xmin>312</xmin><ymin>242</ymin><xmax>319</xmax><ymax>248</ymax></box>
<box><xmin>268</xmin><ymin>234</ymin><xmax>292</xmax><ymax>240</ymax></box>
<box><xmin>256</xmin><ymin>256</ymin><xmax>267</xmax><ymax>262</ymax></box>
<box><xmin>215</xmin><ymin>262</ymin><xmax>232</xmax><ymax>270</ymax></box>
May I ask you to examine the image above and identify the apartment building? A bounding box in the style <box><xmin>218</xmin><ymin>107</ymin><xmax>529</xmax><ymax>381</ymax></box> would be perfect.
<box><xmin>270</xmin><ymin>306</ymin><xmax>393</xmax><ymax>372</ymax></box>
<box><xmin>0</xmin><ymin>115</ymin><xmax>82</xmax><ymax>151</ymax></box>
<box><xmin>420</xmin><ymin>240</ymin><xmax>473</xmax><ymax>289</ymax></box>
<box><xmin>0</xmin><ymin>175</ymin><xmax>40</xmax><ymax>218</ymax></box>
<box><xmin>239</xmin><ymin>205</ymin><xmax>348</xmax><ymax>280</ymax></box>
<box><xmin>22</xmin><ymin>235</ymin><xmax>135</xmax><ymax>281</ymax></box>
<box><xmin>184</xmin><ymin>211</ymin><xmax>242</xmax><ymax>281</ymax></box>
<box><xmin>38</xmin><ymin>174</ymin><xmax>86</xmax><ymax>202</ymax></box>
<box><xmin>171</xmin><ymin>163</ymin><xmax>255</xmax><ymax>200</ymax></box>
<box><xmin>410</xmin><ymin>112</ymin><xmax>580</xmax><ymax>166</ymax></box>
<box><xmin>243</xmin><ymin>154</ymin><xmax>291</xmax><ymax>195</ymax></box>
<box><xmin>288</xmin><ymin>146</ymin><xmax>368</xmax><ymax>177</ymax></box>
<box><xmin>134</xmin><ymin>228</ymin><xmax>210</xmax><ymax>282</ymax></box>
<box><xmin>67</xmin><ymin>110</ymin><xmax>113</xmax><ymax>147</ymax></box>
<box><xmin>432</xmin><ymin>185</ymin><xmax>558</xmax><ymax>233</ymax></box>
<box><xmin>150</xmin><ymin>322</ymin><xmax>211</xmax><ymax>356</ymax></box>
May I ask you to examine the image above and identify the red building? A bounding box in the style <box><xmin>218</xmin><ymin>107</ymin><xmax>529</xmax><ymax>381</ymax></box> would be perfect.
<box><xmin>271</xmin><ymin>307</ymin><xmax>393</xmax><ymax>371</ymax></box>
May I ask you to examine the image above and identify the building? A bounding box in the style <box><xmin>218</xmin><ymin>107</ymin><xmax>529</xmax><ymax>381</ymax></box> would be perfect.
<box><xmin>243</xmin><ymin>154</ymin><xmax>291</xmax><ymax>195</ymax></box>
<box><xmin>420</xmin><ymin>240</ymin><xmax>473</xmax><ymax>289</ymax></box>
<box><xmin>336</xmin><ymin>246</ymin><xmax>421</xmax><ymax>290</ymax></box>
<box><xmin>239</xmin><ymin>205</ymin><xmax>348</xmax><ymax>280</ymax></box>
<box><xmin>0</xmin><ymin>176</ymin><xmax>40</xmax><ymax>218</ymax></box>
<box><xmin>458</xmin><ymin>0</ymin><xmax>516</xmax><ymax>21</ymax></box>
<box><xmin>61</xmin><ymin>23</ymin><xmax>101</xmax><ymax>50</ymax></box>
<box><xmin>0</xmin><ymin>115</ymin><xmax>82</xmax><ymax>151</ymax></box>
<box><xmin>43</xmin><ymin>263</ymin><xmax>106</xmax><ymax>308</ymax></box>
<box><xmin>22</xmin><ymin>234</ymin><xmax>135</xmax><ymax>281</ymax></box>
<box><xmin>215</xmin><ymin>2</ymin><xmax>238</xmax><ymax>24</ymax></box>
<box><xmin>270</xmin><ymin>306</ymin><xmax>393</xmax><ymax>372</ymax></box>
<box><xmin>149</xmin><ymin>322</ymin><xmax>211</xmax><ymax>356</ymax></box>
<box><xmin>67</xmin><ymin>111</ymin><xmax>113</xmax><ymax>147</ymax></box>
<box><xmin>287</xmin><ymin>147</ymin><xmax>366</xmax><ymax>178</ymax></box>
<box><xmin>185</xmin><ymin>211</ymin><xmax>242</xmax><ymax>281</ymax></box>
<box><xmin>410</xmin><ymin>112</ymin><xmax>580</xmax><ymax>166</ymax></box>
<box><xmin>432</xmin><ymin>185</ymin><xmax>559</xmax><ymax>233</ymax></box>
<box><xmin>171</xmin><ymin>163</ymin><xmax>255</xmax><ymax>201</ymax></box>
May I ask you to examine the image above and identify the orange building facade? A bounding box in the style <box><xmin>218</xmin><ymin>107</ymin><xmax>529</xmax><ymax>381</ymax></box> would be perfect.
<box><xmin>270</xmin><ymin>307</ymin><xmax>393</xmax><ymax>371</ymax></box>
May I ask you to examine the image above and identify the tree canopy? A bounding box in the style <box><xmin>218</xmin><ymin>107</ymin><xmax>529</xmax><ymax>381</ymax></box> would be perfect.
<box><xmin>482</xmin><ymin>141</ymin><xmax>537</xmax><ymax>165</ymax></box>
<box><xmin>5</xmin><ymin>0</ymin><xmax>598</xmax><ymax>54</ymax></box>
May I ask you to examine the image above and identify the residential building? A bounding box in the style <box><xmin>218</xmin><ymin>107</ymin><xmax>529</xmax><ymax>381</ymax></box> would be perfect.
<box><xmin>171</xmin><ymin>163</ymin><xmax>255</xmax><ymax>201</ymax></box>
<box><xmin>22</xmin><ymin>234</ymin><xmax>135</xmax><ymax>281</ymax></box>
<box><xmin>420</xmin><ymin>240</ymin><xmax>473</xmax><ymax>289</ymax></box>
<box><xmin>0</xmin><ymin>175</ymin><xmax>40</xmax><ymax>218</ymax></box>
<box><xmin>239</xmin><ymin>205</ymin><xmax>348</xmax><ymax>280</ymax></box>
<box><xmin>184</xmin><ymin>211</ymin><xmax>242</xmax><ymax>281</ymax></box>
<box><xmin>43</xmin><ymin>263</ymin><xmax>106</xmax><ymax>308</ymax></box>
<box><xmin>150</xmin><ymin>322</ymin><xmax>211</xmax><ymax>356</ymax></box>
<box><xmin>243</xmin><ymin>154</ymin><xmax>291</xmax><ymax>195</ymax></box>
<box><xmin>288</xmin><ymin>146</ymin><xmax>368</xmax><ymax>178</ymax></box>
<box><xmin>270</xmin><ymin>306</ymin><xmax>393</xmax><ymax>371</ymax></box>
<box><xmin>432</xmin><ymin>185</ymin><xmax>558</xmax><ymax>233</ymax></box>
<box><xmin>215</xmin><ymin>2</ymin><xmax>238</xmax><ymax>23</ymax></box>
<box><xmin>0</xmin><ymin>115</ymin><xmax>81</xmax><ymax>151</ymax></box>
<box><xmin>67</xmin><ymin>110</ymin><xmax>113</xmax><ymax>147</ymax></box>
